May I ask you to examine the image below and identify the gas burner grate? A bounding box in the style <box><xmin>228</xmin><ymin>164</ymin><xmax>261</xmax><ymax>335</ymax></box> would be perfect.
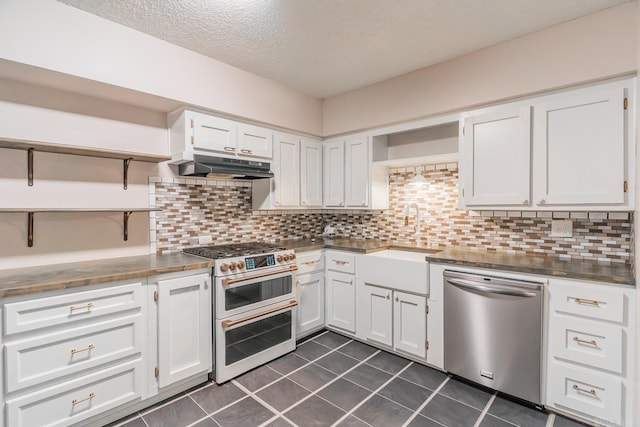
<box><xmin>183</xmin><ymin>242</ymin><xmax>287</xmax><ymax>259</ymax></box>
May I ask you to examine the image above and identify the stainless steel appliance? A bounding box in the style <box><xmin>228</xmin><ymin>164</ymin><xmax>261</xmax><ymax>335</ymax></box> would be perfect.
<box><xmin>443</xmin><ymin>270</ymin><xmax>543</xmax><ymax>405</ymax></box>
<box><xmin>184</xmin><ymin>243</ymin><xmax>298</xmax><ymax>383</ymax></box>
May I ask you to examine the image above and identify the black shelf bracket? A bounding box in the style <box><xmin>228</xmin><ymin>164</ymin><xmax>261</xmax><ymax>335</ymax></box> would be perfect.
<box><xmin>123</xmin><ymin>158</ymin><xmax>132</xmax><ymax>190</ymax></box>
<box><xmin>27</xmin><ymin>148</ymin><xmax>34</xmax><ymax>186</ymax></box>
<box><xmin>27</xmin><ymin>212</ymin><xmax>34</xmax><ymax>247</ymax></box>
<box><xmin>123</xmin><ymin>211</ymin><xmax>133</xmax><ymax>241</ymax></box>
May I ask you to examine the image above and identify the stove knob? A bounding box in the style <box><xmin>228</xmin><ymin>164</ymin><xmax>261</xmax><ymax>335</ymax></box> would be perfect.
<box><xmin>237</xmin><ymin>261</ymin><xmax>245</xmax><ymax>270</ymax></box>
<box><xmin>229</xmin><ymin>262</ymin><xmax>237</xmax><ymax>271</ymax></box>
<box><xmin>220</xmin><ymin>263</ymin><xmax>229</xmax><ymax>273</ymax></box>
<box><xmin>277</xmin><ymin>255</ymin><xmax>284</xmax><ymax>263</ymax></box>
<box><xmin>290</xmin><ymin>253</ymin><xmax>296</xmax><ymax>260</ymax></box>
<box><xmin>286</xmin><ymin>254</ymin><xmax>294</xmax><ymax>262</ymax></box>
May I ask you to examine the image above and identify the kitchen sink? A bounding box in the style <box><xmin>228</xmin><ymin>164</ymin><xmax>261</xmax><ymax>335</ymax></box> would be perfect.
<box><xmin>367</xmin><ymin>249</ymin><xmax>439</xmax><ymax>262</ymax></box>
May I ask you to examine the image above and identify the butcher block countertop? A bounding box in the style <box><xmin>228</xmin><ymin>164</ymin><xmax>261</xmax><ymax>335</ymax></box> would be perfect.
<box><xmin>280</xmin><ymin>238</ymin><xmax>634</xmax><ymax>286</ymax></box>
<box><xmin>0</xmin><ymin>253</ymin><xmax>214</xmax><ymax>298</ymax></box>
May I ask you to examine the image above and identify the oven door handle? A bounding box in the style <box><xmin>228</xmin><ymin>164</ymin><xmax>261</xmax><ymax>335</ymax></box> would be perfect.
<box><xmin>221</xmin><ymin>300</ymin><xmax>298</xmax><ymax>328</ymax></box>
<box><xmin>221</xmin><ymin>265</ymin><xmax>298</xmax><ymax>286</ymax></box>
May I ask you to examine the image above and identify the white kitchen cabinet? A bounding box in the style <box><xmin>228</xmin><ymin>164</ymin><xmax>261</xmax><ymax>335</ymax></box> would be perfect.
<box><xmin>323</xmin><ymin>138</ymin><xmax>345</xmax><ymax>207</ymax></box>
<box><xmin>1</xmin><ymin>280</ymin><xmax>145</xmax><ymax>427</ymax></box>
<box><xmin>296</xmin><ymin>250</ymin><xmax>325</xmax><ymax>338</ymax></box>
<box><xmin>546</xmin><ymin>278</ymin><xmax>635</xmax><ymax>427</ymax></box>
<box><xmin>360</xmin><ymin>284</ymin><xmax>426</xmax><ymax>359</ymax></box>
<box><xmin>169</xmin><ymin>109</ymin><xmax>273</xmax><ymax>164</ymax></box>
<box><xmin>154</xmin><ymin>272</ymin><xmax>211</xmax><ymax>389</ymax></box>
<box><xmin>459</xmin><ymin>77</ymin><xmax>635</xmax><ymax>211</ymax></box>
<box><xmin>323</xmin><ymin>134</ymin><xmax>387</xmax><ymax>209</ymax></box>
<box><xmin>393</xmin><ymin>291</ymin><xmax>427</xmax><ymax>358</ymax></box>
<box><xmin>300</xmin><ymin>138</ymin><xmax>323</xmax><ymax>207</ymax></box>
<box><xmin>273</xmin><ymin>132</ymin><xmax>301</xmax><ymax>207</ymax></box>
<box><xmin>325</xmin><ymin>270</ymin><xmax>356</xmax><ymax>334</ymax></box>
<box><xmin>532</xmin><ymin>86</ymin><xmax>627</xmax><ymax>207</ymax></box>
<box><xmin>461</xmin><ymin>105</ymin><xmax>531</xmax><ymax>207</ymax></box>
<box><xmin>296</xmin><ymin>271</ymin><xmax>325</xmax><ymax>338</ymax></box>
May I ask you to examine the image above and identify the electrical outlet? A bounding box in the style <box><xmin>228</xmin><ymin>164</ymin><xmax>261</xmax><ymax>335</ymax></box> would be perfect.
<box><xmin>551</xmin><ymin>220</ymin><xmax>572</xmax><ymax>237</ymax></box>
<box><xmin>198</xmin><ymin>235</ymin><xmax>213</xmax><ymax>245</ymax></box>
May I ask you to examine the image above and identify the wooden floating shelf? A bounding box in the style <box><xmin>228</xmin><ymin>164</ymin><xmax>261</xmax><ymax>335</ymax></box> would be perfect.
<box><xmin>0</xmin><ymin>208</ymin><xmax>161</xmax><ymax>247</ymax></box>
<box><xmin>0</xmin><ymin>137</ymin><xmax>171</xmax><ymax>188</ymax></box>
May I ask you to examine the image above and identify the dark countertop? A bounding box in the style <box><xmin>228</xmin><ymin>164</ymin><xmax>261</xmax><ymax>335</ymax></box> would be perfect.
<box><xmin>425</xmin><ymin>248</ymin><xmax>634</xmax><ymax>286</ymax></box>
<box><xmin>279</xmin><ymin>238</ymin><xmax>634</xmax><ymax>286</ymax></box>
<box><xmin>0</xmin><ymin>253</ymin><xmax>214</xmax><ymax>299</ymax></box>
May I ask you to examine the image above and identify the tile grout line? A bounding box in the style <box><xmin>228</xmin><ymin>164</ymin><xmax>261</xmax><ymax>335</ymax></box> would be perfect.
<box><xmin>330</xmin><ymin>359</ymin><xmax>416</xmax><ymax>426</ymax></box>
<box><xmin>400</xmin><ymin>374</ymin><xmax>451</xmax><ymax>427</ymax></box>
<box><xmin>546</xmin><ymin>413</ymin><xmax>556</xmax><ymax>427</ymax></box>
<box><xmin>472</xmin><ymin>392</ymin><xmax>497</xmax><ymax>427</ymax></box>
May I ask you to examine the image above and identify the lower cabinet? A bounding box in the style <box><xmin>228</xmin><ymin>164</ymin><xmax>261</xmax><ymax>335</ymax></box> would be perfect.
<box><xmin>152</xmin><ymin>272</ymin><xmax>212</xmax><ymax>389</ymax></box>
<box><xmin>296</xmin><ymin>271</ymin><xmax>325</xmax><ymax>338</ymax></box>
<box><xmin>325</xmin><ymin>270</ymin><xmax>356</xmax><ymax>334</ymax></box>
<box><xmin>361</xmin><ymin>284</ymin><xmax>426</xmax><ymax>359</ymax></box>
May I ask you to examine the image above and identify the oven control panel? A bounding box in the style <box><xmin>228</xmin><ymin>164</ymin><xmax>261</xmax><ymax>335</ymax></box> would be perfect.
<box><xmin>245</xmin><ymin>254</ymin><xmax>276</xmax><ymax>270</ymax></box>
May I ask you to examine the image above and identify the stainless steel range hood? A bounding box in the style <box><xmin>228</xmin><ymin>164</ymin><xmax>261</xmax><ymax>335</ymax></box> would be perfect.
<box><xmin>178</xmin><ymin>155</ymin><xmax>274</xmax><ymax>179</ymax></box>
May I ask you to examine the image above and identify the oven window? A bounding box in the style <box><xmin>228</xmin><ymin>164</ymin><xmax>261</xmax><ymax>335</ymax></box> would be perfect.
<box><xmin>225</xmin><ymin>275</ymin><xmax>292</xmax><ymax>311</ymax></box>
<box><xmin>225</xmin><ymin>311</ymin><xmax>292</xmax><ymax>365</ymax></box>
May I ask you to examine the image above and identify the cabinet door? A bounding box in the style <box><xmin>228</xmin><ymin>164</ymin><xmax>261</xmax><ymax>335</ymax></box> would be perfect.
<box><xmin>533</xmin><ymin>87</ymin><xmax>626</xmax><ymax>206</ymax></box>
<box><xmin>300</xmin><ymin>138</ymin><xmax>324</xmax><ymax>207</ymax></box>
<box><xmin>344</xmin><ymin>135</ymin><xmax>370</xmax><ymax>207</ymax></box>
<box><xmin>273</xmin><ymin>133</ymin><xmax>300</xmax><ymax>207</ymax></box>
<box><xmin>237</xmin><ymin>123</ymin><xmax>273</xmax><ymax>159</ymax></box>
<box><xmin>323</xmin><ymin>139</ymin><xmax>345</xmax><ymax>207</ymax></box>
<box><xmin>361</xmin><ymin>284</ymin><xmax>393</xmax><ymax>347</ymax></box>
<box><xmin>192</xmin><ymin>113</ymin><xmax>237</xmax><ymax>154</ymax></box>
<box><xmin>157</xmin><ymin>273</ymin><xmax>211</xmax><ymax>388</ymax></box>
<box><xmin>462</xmin><ymin>105</ymin><xmax>531</xmax><ymax>206</ymax></box>
<box><xmin>296</xmin><ymin>272</ymin><xmax>325</xmax><ymax>338</ymax></box>
<box><xmin>393</xmin><ymin>291</ymin><xmax>426</xmax><ymax>359</ymax></box>
<box><xmin>325</xmin><ymin>271</ymin><xmax>355</xmax><ymax>333</ymax></box>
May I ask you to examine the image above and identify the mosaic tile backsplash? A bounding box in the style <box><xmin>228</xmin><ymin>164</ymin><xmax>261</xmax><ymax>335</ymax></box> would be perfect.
<box><xmin>151</xmin><ymin>163</ymin><xmax>632</xmax><ymax>264</ymax></box>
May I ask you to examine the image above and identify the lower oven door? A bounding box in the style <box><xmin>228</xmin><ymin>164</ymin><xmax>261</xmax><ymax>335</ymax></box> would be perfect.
<box><xmin>216</xmin><ymin>268</ymin><xmax>296</xmax><ymax>319</ymax></box>
<box><xmin>215</xmin><ymin>299</ymin><xmax>297</xmax><ymax>384</ymax></box>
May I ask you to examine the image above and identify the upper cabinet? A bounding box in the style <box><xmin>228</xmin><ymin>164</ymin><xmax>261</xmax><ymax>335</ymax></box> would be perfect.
<box><xmin>169</xmin><ymin>109</ymin><xmax>273</xmax><ymax>163</ymax></box>
<box><xmin>460</xmin><ymin>78</ymin><xmax>635</xmax><ymax>211</ymax></box>
<box><xmin>323</xmin><ymin>134</ymin><xmax>388</xmax><ymax>209</ymax></box>
<box><xmin>252</xmin><ymin>133</ymin><xmax>323</xmax><ymax>210</ymax></box>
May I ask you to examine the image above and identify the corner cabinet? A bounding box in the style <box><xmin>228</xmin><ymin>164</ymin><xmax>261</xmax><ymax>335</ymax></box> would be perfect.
<box><xmin>460</xmin><ymin>77</ymin><xmax>635</xmax><ymax>211</ymax></box>
<box><xmin>151</xmin><ymin>271</ymin><xmax>212</xmax><ymax>389</ymax></box>
<box><xmin>323</xmin><ymin>134</ymin><xmax>388</xmax><ymax>209</ymax></box>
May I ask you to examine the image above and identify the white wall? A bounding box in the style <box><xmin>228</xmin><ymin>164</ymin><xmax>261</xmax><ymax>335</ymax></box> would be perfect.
<box><xmin>0</xmin><ymin>0</ymin><xmax>323</xmax><ymax>137</ymax></box>
<box><xmin>323</xmin><ymin>2</ymin><xmax>638</xmax><ymax>136</ymax></box>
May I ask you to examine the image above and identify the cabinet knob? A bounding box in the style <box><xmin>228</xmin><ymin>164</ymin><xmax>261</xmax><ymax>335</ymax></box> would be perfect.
<box><xmin>361</xmin><ymin>202</ymin><xmax>367</xmax><ymax>206</ymax></box>
<box><xmin>538</xmin><ymin>199</ymin><xmax>546</xmax><ymax>205</ymax></box>
<box><xmin>522</xmin><ymin>199</ymin><xmax>529</xmax><ymax>204</ymax></box>
<box><xmin>339</xmin><ymin>202</ymin><xmax>344</xmax><ymax>207</ymax></box>
<box><xmin>386</xmin><ymin>293</ymin><xmax>390</xmax><ymax>299</ymax></box>
<box><xmin>395</xmin><ymin>295</ymin><xmax>399</xmax><ymax>302</ymax></box>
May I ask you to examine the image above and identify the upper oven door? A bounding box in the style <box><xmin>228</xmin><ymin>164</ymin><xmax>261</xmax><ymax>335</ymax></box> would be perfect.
<box><xmin>215</xmin><ymin>268</ymin><xmax>296</xmax><ymax>318</ymax></box>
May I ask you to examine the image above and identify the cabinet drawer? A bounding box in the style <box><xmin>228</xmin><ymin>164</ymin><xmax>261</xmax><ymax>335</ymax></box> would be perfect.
<box><xmin>549</xmin><ymin>280</ymin><xmax>625</xmax><ymax>323</ymax></box>
<box><xmin>547</xmin><ymin>362</ymin><xmax>622</xmax><ymax>425</ymax></box>
<box><xmin>5</xmin><ymin>314</ymin><xmax>142</xmax><ymax>393</ymax></box>
<box><xmin>6</xmin><ymin>360</ymin><xmax>141</xmax><ymax>427</ymax></box>
<box><xmin>550</xmin><ymin>314</ymin><xmax>623</xmax><ymax>374</ymax></box>
<box><xmin>326</xmin><ymin>252</ymin><xmax>356</xmax><ymax>274</ymax></box>
<box><xmin>4</xmin><ymin>282</ymin><xmax>143</xmax><ymax>335</ymax></box>
<box><xmin>297</xmin><ymin>250</ymin><xmax>324</xmax><ymax>274</ymax></box>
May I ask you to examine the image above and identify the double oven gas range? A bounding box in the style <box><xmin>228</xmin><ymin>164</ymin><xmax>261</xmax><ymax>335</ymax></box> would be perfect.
<box><xmin>184</xmin><ymin>243</ymin><xmax>298</xmax><ymax>383</ymax></box>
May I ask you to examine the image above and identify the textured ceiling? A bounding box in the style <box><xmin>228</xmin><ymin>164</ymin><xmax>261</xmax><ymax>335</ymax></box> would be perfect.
<box><xmin>57</xmin><ymin>0</ymin><xmax>631</xmax><ymax>98</ymax></box>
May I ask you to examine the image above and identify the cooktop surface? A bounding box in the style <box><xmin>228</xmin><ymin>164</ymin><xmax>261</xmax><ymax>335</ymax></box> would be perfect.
<box><xmin>183</xmin><ymin>242</ymin><xmax>287</xmax><ymax>259</ymax></box>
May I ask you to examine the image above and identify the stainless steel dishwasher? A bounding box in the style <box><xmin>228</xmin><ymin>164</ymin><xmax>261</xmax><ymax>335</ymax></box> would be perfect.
<box><xmin>443</xmin><ymin>270</ymin><xmax>543</xmax><ymax>405</ymax></box>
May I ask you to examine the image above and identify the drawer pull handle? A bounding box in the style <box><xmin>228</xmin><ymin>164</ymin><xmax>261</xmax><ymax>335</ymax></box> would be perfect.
<box><xmin>333</xmin><ymin>260</ymin><xmax>348</xmax><ymax>265</ymax></box>
<box><xmin>240</xmin><ymin>149</ymin><xmax>252</xmax><ymax>154</ymax></box>
<box><xmin>302</xmin><ymin>261</ymin><xmax>319</xmax><ymax>265</ymax></box>
<box><xmin>572</xmin><ymin>384</ymin><xmax>597</xmax><ymax>396</ymax></box>
<box><xmin>71</xmin><ymin>344</ymin><xmax>95</xmax><ymax>355</ymax></box>
<box><xmin>69</xmin><ymin>302</ymin><xmax>94</xmax><ymax>313</ymax></box>
<box><xmin>574</xmin><ymin>298</ymin><xmax>599</xmax><ymax>307</ymax></box>
<box><xmin>573</xmin><ymin>336</ymin><xmax>598</xmax><ymax>346</ymax></box>
<box><xmin>72</xmin><ymin>392</ymin><xmax>95</xmax><ymax>406</ymax></box>
<box><xmin>224</xmin><ymin>146</ymin><xmax>236</xmax><ymax>152</ymax></box>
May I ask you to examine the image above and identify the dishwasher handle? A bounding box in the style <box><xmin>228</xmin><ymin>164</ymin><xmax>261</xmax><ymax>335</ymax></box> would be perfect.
<box><xmin>445</xmin><ymin>277</ymin><xmax>538</xmax><ymax>298</ymax></box>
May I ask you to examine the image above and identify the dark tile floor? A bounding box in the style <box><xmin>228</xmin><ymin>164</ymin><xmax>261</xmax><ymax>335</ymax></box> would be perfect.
<box><xmin>112</xmin><ymin>331</ymin><xmax>590</xmax><ymax>427</ymax></box>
